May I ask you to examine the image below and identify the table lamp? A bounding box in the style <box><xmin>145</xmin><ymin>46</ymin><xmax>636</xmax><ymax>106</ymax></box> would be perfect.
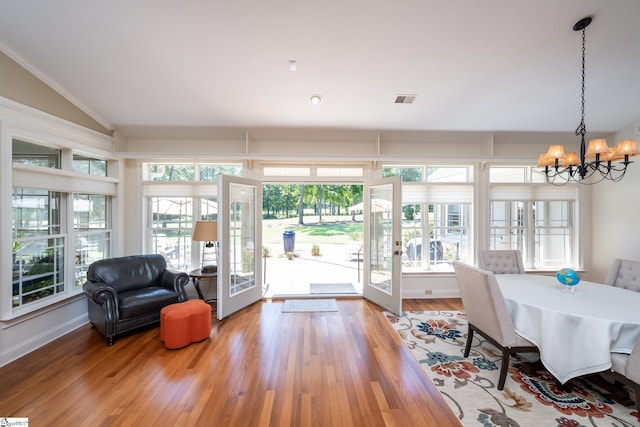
<box><xmin>192</xmin><ymin>220</ymin><xmax>218</xmax><ymax>273</ymax></box>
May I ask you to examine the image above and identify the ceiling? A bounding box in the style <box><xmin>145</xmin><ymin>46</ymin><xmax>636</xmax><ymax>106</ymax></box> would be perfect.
<box><xmin>1</xmin><ymin>0</ymin><xmax>639</xmax><ymax>140</ymax></box>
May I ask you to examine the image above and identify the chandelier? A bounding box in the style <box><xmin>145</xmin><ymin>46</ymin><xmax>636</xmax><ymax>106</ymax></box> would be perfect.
<box><xmin>538</xmin><ymin>16</ymin><xmax>639</xmax><ymax>185</ymax></box>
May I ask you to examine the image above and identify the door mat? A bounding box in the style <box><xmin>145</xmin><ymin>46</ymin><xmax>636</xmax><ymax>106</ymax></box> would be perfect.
<box><xmin>282</xmin><ymin>299</ymin><xmax>338</xmax><ymax>312</ymax></box>
<box><xmin>309</xmin><ymin>283</ymin><xmax>357</xmax><ymax>294</ymax></box>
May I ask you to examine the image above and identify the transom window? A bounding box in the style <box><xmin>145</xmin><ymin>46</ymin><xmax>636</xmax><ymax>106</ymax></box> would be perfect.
<box><xmin>143</xmin><ymin>162</ymin><xmax>243</xmax><ymax>181</ymax></box>
<box><xmin>12</xmin><ymin>139</ymin><xmax>61</xmax><ymax>169</ymax></box>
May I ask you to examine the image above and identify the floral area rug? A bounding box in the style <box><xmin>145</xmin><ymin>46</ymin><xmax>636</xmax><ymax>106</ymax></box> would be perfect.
<box><xmin>385</xmin><ymin>310</ymin><xmax>640</xmax><ymax>427</ymax></box>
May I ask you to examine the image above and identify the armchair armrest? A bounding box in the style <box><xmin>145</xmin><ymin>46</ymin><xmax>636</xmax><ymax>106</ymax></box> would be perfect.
<box><xmin>82</xmin><ymin>281</ymin><xmax>120</xmax><ymax>328</ymax></box>
<box><xmin>83</xmin><ymin>281</ymin><xmax>118</xmax><ymax>306</ymax></box>
<box><xmin>160</xmin><ymin>270</ymin><xmax>190</xmax><ymax>302</ymax></box>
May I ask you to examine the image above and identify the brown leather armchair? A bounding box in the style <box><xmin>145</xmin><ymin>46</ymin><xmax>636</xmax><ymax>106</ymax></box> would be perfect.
<box><xmin>83</xmin><ymin>254</ymin><xmax>189</xmax><ymax>345</ymax></box>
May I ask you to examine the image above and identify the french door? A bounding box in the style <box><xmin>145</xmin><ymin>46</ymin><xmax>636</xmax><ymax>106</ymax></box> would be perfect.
<box><xmin>216</xmin><ymin>174</ymin><xmax>401</xmax><ymax>318</ymax></box>
<box><xmin>217</xmin><ymin>175</ymin><xmax>263</xmax><ymax>320</ymax></box>
<box><xmin>362</xmin><ymin>176</ymin><xmax>403</xmax><ymax>315</ymax></box>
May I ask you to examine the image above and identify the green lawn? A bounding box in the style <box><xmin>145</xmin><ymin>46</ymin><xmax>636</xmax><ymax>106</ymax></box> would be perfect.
<box><xmin>262</xmin><ymin>215</ymin><xmax>364</xmax><ymax>246</ymax></box>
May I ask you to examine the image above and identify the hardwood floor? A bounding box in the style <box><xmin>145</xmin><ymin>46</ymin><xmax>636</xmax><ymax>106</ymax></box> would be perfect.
<box><xmin>0</xmin><ymin>298</ymin><xmax>463</xmax><ymax>426</ymax></box>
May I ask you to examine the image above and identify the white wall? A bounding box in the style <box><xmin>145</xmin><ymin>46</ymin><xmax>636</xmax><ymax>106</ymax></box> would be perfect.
<box><xmin>588</xmin><ymin>158</ymin><xmax>640</xmax><ymax>283</ymax></box>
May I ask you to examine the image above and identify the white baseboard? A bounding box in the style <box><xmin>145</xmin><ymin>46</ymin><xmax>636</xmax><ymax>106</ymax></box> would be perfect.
<box><xmin>0</xmin><ymin>314</ymin><xmax>88</xmax><ymax>367</ymax></box>
<box><xmin>403</xmin><ymin>289</ymin><xmax>461</xmax><ymax>299</ymax></box>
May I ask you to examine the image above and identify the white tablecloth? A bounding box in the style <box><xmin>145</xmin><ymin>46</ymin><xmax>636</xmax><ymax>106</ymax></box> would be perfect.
<box><xmin>495</xmin><ymin>274</ymin><xmax>640</xmax><ymax>384</ymax></box>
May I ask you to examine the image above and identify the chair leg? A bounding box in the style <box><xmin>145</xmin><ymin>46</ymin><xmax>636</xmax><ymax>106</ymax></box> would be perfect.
<box><xmin>464</xmin><ymin>327</ymin><xmax>474</xmax><ymax>357</ymax></box>
<box><xmin>498</xmin><ymin>350</ymin><xmax>510</xmax><ymax>390</ymax></box>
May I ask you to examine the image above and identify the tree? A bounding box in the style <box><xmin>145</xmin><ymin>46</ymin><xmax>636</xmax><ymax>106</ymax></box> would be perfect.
<box><xmin>298</xmin><ymin>184</ymin><xmax>305</xmax><ymax>224</ymax></box>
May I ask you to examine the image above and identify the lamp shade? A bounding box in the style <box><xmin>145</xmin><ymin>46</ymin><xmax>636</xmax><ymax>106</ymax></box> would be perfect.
<box><xmin>192</xmin><ymin>221</ymin><xmax>217</xmax><ymax>242</ymax></box>
<box><xmin>545</xmin><ymin>145</ymin><xmax>566</xmax><ymax>160</ymax></box>
<box><xmin>617</xmin><ymin>139</ymin><xmax>640</xmax><ymax>157</ymax></box>
<box><xmin>563</xmin><ymin>152</ymin><xmax>580</xmax><ymax>166</ymax></box>
<box><xmin>585</xmin><ymin>139</ymin><xmax>610</xmax><ymax>158</ymax></box>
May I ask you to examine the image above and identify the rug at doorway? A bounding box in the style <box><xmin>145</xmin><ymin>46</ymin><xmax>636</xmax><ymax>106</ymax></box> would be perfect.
<box><xmin>282</xmin><ymin>299</ymin><xmax>338</xmax><ymax>312</ymax></box>
<box><xmin>309</xmin><ymin>283</ymin><xmax>356</xmax><ymax>294</ymax></box>
<box><xmin>384</xmin><ymin>310</ymin><xmax>639</xmax><ymax>426</ymax></box>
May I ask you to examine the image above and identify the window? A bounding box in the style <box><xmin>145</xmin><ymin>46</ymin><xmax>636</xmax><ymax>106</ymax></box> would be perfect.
<box><xmin>383</xmin><ymin>166</ymin><xmax>423</xmax><ymax>182</ymax></box>
<box><xmin>73</xmin><ymin>155</ymin><xmax>107</xmax><ymax>176</ymax></box>
<box><xmin>74</xmin><ymin>194</ymin><xmax>110</xmax><ymax>286</ymax></box>
<box><xmin>488</xmin><ymin>166</ymin><xmax>578</xmax><ymax>269</ymax></box>
<box><xmin>143</xmin><ymin>162</ymin><xmax>243</xmax><ymax>181</ymax></box>
<box><xmin>199</xmin><ymin>164</ymin><xmax>243</xmax><ymax>180</ymax></box>
<box><xmin>12</xmin><ymin>189</ymin><xmax>65</xmax><ymax>308</ymax></box>
<box><xmin>148</xmin><ymin>197</ymin><xmax>194</xmax><ymax>270</ymax></box>
<box><xmin>383</xmin><ymin>165</ymin><xmax>474</xmax><ymax>271</ymax></box>
<box><xmin>12</xmin><ymin>139</ymin><xmax>61</xmax><ymax>168</ymax></box>
<box><xmin>143</xmin><ymin>162</ymin><xmax>238</xmax><ymax>270</ymax></box>
<box><xmin>9</xmin><ymin>136</ymin><xmax>116</xmax><ymax>318</ymax></box>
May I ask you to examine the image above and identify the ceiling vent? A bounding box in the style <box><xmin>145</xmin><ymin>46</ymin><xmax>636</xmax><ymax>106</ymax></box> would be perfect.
<box><xmin>394</xmin><ymin>94</ymin><xmax>417</xmax><ymax>104</ymax></box>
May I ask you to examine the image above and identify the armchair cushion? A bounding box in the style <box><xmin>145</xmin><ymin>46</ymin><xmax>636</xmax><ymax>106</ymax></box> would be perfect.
<box><xmin>119</xmin><ymin>287</ymin><xmax>178</xmax><ymax>319</ymax></box>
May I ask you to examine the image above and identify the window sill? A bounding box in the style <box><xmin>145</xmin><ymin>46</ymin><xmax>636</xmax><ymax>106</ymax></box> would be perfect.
<box><xmin>1</xmin><ymin>291</ymin><xmax>85</xmax><ymax>325</ymax></box>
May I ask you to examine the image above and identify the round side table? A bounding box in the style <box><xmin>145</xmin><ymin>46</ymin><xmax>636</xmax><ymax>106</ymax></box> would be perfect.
<box><xmin>189</xmin><ymin>269</ymin><xmax>218</xmax><ymax>303</ymax></box>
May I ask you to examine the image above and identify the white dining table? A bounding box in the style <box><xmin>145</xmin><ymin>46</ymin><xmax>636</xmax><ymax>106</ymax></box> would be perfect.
<box><xmin>494</xmin><ymin>274</ymin><xmax>640</xmax><ymax>384</ymax></box>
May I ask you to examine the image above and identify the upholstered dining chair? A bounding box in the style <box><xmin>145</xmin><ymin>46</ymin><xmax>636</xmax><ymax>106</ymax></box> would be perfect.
<box><xmin>610</xmin><ymin>339</ymin><xmax>640</xmax><ymax>413</ymax></box>
<box><xmin>453</xmin><ymin>261</ymin><xmax>539</xmax><ymax>390</ymax></box>
<box><xmin>604</xmin><ymin>258</ymin><xmax>640</xmax><ymax>292</ymax></box>
<box><xmin>477</xmin><ymin>250</ymin><xmax>525</xmax><ymax>274</ymax></box>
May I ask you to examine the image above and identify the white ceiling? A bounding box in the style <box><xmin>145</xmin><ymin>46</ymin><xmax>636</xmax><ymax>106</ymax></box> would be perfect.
<box><xmin>1</xmin><ymin>0</ymin><xmax>639</xmax><ymax>140</ymax></box>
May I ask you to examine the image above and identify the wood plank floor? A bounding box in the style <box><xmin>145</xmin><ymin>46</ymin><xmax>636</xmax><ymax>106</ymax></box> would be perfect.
<box><xmin>0</xmin><ymin>298</ymin><xmax>463</xmax><ymax>426</ymax></box>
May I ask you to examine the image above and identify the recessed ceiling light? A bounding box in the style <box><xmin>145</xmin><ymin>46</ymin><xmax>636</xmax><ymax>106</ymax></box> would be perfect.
<box><xmin>289</xmin><ymin>60</ymin><xmax>297</xmax><ymax>71</ymax></box>
<box><xmin>309</xmin><ymin>95</ymin><xmax>322</xmax><ymax>105</ymax></box>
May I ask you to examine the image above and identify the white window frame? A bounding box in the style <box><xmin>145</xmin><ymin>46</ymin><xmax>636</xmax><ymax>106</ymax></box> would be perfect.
<box><xmin>487</xmin><ymin>165</ymin><xmax>581</xmax><ymax>270</ymax></box>
<box><xmin>1</xmin><ymin>99</ymin><xmax>116</xmax><ymax>320</ymax></box>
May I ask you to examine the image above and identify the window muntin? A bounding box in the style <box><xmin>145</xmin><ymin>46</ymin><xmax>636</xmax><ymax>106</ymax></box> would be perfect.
<box><xmin>12</xmin><ymin>189</ymin><xmax>65</xmax><ymax>308</ymax></box>
<box><xmin>12</xmin><ymin>139</ymin><xmax>61</xmax><ymax>169</ymax></box>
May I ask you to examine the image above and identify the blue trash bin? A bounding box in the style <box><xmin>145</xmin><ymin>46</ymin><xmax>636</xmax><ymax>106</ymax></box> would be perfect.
<box><xmin>283</xmin><ymin>231</ymin><xmax>295</xmax><ymax>253</ymax></box>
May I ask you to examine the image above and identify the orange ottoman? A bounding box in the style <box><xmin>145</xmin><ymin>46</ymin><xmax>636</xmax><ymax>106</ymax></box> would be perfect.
<box><xmin>160</xmin><ymin>300</ymin><xmax>211</xmax><ymax>349</ymax></box>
